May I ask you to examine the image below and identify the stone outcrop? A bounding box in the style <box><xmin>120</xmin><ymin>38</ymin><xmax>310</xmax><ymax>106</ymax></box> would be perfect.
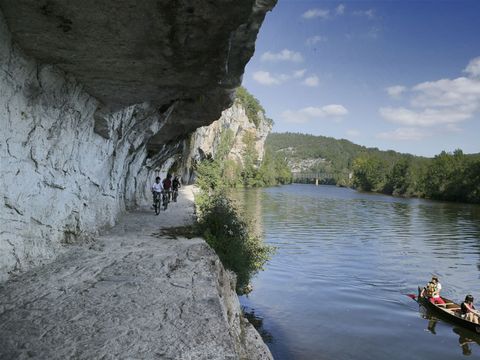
<box><xmin>0</xmin><ymin>1</ymin><xmax>276</xmax><ymax>281</ymax></box>
<box><xmin>182</xmin><ymin>101</ymin><xmax>272</xmax><ymax>183</ymax></box>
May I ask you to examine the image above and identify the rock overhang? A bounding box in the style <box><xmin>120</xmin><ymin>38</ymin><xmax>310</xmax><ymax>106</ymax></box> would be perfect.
<box><xmin>0</xmin><ymin>0</ymin><xmax>276</xmax><ymax>146</ymax></box>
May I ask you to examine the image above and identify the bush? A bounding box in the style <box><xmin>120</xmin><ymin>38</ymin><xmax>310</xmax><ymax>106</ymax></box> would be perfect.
<box><xmin>196</xmin><ymin>192</ymin><xmax>273</xmax><ymax>294</ymax></box>
<box><xmin>235</xmin><ymin>86</ymin><xmax>265</xmax><ymax>128</ymax></box>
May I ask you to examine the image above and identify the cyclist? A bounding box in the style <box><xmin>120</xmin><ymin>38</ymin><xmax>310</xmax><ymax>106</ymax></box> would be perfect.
<box><xmin>151</xmin><ymin>176</ymin><xmax>163</xmax><ymax>207</ymax></box>
<box><xmin>172</xmin><ymin>175</ymin><xmax>181</xmax><ymax>202</ymax></box>
<box><xmin>162</xmin><ymin>174</ymin><xmax>173</xmax><ymax>201</ymax></box>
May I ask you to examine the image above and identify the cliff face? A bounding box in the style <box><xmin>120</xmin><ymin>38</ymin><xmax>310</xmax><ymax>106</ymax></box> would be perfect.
<box><xmin>183</xmin><ymin>101</ymin><xmax>272</xmax><ymax>182</ymax></box>
<box><xmin>0</xmin><ymin>1</ymin><xmax>276</xmax><ymax>282</ymax></box>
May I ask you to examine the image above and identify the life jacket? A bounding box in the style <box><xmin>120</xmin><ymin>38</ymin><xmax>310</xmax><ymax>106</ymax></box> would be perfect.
<box><xmin>425</xmin><ymin>282</ymin><xmax>437</xmax><ymax>297</ymax></box>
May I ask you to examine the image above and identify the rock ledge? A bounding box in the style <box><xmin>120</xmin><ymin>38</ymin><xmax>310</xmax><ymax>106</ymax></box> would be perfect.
<box><xmin>0</xmin><ymin>186</ymin><xmax>272</xmax><ymax>359</ymax></box>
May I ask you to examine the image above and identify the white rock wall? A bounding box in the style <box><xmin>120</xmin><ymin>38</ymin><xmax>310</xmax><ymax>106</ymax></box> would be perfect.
<box><xmin>0</xmin><ymin>13</ymin><xmax>166</xmax><ymax>282</ymax></box>
<box><xmin>183</xmin><ymin>101</ymin><xmax>272</xmax><ymax>182</ymax></box>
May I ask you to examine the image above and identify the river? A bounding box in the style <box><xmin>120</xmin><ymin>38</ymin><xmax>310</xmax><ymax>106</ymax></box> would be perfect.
<box><xmin>235</xmin><ymin>184</ymin><xmax>480</xmax><ymax>359</ymax></box>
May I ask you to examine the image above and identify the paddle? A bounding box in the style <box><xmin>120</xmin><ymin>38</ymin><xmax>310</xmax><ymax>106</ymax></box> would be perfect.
<box><xmin>406</xmin><ymin>294</ymin><xmax>417</xmax><ymax>300</ymax></box>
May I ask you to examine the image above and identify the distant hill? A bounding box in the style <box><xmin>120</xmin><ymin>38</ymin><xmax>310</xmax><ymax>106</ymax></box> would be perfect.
<box><xmin>266</xmin><ymin>132</ymin><xmax>425</xmax><ymax>185</ymax></box>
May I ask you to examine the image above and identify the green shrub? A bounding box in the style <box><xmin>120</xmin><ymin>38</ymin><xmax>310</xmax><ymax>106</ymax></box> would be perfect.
<box><xmin>196</xmin><ymin>192</ymin><xmax>274</xmax><ymax>294</ymax></box>
<box><xmin>235</xmin><ymin>86</ymin><xmax>265</xmax><ymax>128</ymax></box>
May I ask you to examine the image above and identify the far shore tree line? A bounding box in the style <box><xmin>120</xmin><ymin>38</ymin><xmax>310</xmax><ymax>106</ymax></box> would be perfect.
<box><xmin>267</xmin><ymin>132</ymin><xmax>480</xmax><ymax>204</ymax></box>
<box><xmin>352</xmin><ymin>149</ymin><xmax>480</xmax><ymax>204</ymax></box>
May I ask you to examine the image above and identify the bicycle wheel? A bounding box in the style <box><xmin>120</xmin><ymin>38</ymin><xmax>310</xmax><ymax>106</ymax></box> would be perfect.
<box><xmin>162</xmin><ymin>193</ymin><xmax>168</xmax><ymax>210</ymax></box>
<box><xmin>154</xmin><ymin>194</ymin><xmax>160</xmax><ymax>215</ymax></box>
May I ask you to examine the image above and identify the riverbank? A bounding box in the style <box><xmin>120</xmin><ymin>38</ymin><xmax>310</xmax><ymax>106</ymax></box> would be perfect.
<box><xmin>0</xmin><ymin>186</ymin><xmax>272</xmax><ymax>359</ymax></box>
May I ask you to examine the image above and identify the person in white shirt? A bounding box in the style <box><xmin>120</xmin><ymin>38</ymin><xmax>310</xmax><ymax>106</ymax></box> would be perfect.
<box><xmin>151</xmin><ymin>177</ymin><xmax>163</xmax><ymax>206</ymax></box>
<box><xmin>420</xmin><ymin>275</ymin><xmax>446</xmax><ymax>306</ymax></box>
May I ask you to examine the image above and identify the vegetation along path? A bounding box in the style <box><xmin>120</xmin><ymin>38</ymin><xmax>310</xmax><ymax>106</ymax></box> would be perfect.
<box><xmin>0</xmin><ymin>186</ymin><xmax>271</xmax><ymax>360</ymax></box>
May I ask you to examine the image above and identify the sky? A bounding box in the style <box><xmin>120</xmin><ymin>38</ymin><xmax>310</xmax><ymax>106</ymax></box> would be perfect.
<box><xmin>242</xmin><ymin>0</ymin><xmax>480</xmax><ymax>157</ymax></box>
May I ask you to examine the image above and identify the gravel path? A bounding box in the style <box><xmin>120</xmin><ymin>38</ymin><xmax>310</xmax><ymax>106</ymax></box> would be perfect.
<box><xmin>0</xmin><ymin>186</ymin><xmax>271</xmax><ymax>360</ymax></box>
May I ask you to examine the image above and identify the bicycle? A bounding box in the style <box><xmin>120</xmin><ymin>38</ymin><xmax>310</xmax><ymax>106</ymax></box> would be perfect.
<box><xmin>162</xmin><ymin>190</ymin><xmax>170</xmax><ymax>211</ymax></box>
<box><xmin>172</xmin><ymin>188</ymin><xmax>179</xmax><ymax>202</ymax></box>
<box><xmin>152</xmin><ymin>191</ymin><xmax>161</xmax><ymax>215</ymax></box>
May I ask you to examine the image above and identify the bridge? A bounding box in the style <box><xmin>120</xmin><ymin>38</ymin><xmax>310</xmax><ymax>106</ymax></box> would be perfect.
<box><xmin>291</xmin><ymin>171</ymin><xmax>335</xmax><ymax>185</ymax></box>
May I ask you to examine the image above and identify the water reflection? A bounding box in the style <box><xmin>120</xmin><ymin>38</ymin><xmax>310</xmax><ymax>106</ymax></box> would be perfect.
<box><xmin>420</xmin><ymin>305</ymin><xmax>480</xmax><ymax>357</ymax></box>
<box><xmin>229</xmin><ymin>188</ymin><xmax>265</xmax><ymax>237</ymax></box>
<box><xmin>453</xmin><ymin>327</ymin><xmax>480</xmax><ymax>356</ymax></box>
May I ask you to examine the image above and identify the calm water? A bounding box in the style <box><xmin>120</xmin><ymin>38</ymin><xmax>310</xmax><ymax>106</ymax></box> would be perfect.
<box><xmin>236</xmin><ymin>184</ymin><xmax>480</xmax><ymax>360</ymax></box>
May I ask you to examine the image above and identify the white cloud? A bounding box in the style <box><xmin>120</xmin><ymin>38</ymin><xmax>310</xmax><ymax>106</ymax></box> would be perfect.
<box><xmin>302</xmin><ymin>8</ymin><xmax>330</xmax><ymax>20</ymax></box>
<box><xmin>261</xmin><ymin>49</ymin><xmax>304</xmax><ymax>63</ymax></box>
<box><xmin>293</xmin><ymin>69</ymin><xmax>307</xmax><ymax>78</ymax></box>
<box><xmin>411</xmin><ymin>77</ymin><xmax>480</xmax><ymax>109</ymax></box>
<box><xmin>320</xmin><ymin>104</ymin><xmax>349</xmax><ymax>116</ymax></box>
<box><xmin>379</xmin><ymin>107</ymin><xmax>472</xmax><ymax>127</ymax></box>
<box><xmin>465</xmin><ymin>57</ymin><xmax>480</xmax><ymax>78</ymax></box>
<box><xmin>353</xmin><ymin>9</ymin><xmax>375</xmax><ymax>19</ymax></box>
<box><xmin>252</xmin><ymin>69</ymin><xmax>309</xmax><ymax>85</ymax></box>
<box><xmin>376</xmin><ymin>128</ymin><xmax>430</xmax><ymax>141</ymax></box>
<box><xmin>346</xmin><ymin>129</ymin><xmax>360</xmax><ymax>138</ymax></box>
<box><xmin>386</xmin><ymin>85</ymin><xmax>407</xmax><ymax>98</ymax></box>
<box><xmin>252</xmin><ymin>71</ymin><xmax>282</xmax><ymax>85</ymax></box>
<box><xmin>303</xmin><ymin>75</ymin><xmax>320</xmax><ymax>87</ymax></box>
<box><xmin>282</xmin><ymin>104</ymin><xmax>348</xmax><ymax>123</ymax></box>
<box><xmin>305</xmin><ymin>35</ymin><xmax>328</xmax><ymax>46</ymax></box>
<box><xmin>345</xmin><ymin>26</ymin><xmax>381</xmax><ymax>41</ymax></box>
<box><xmin>379</xmin><ymin>56</ymin><xmax>480</xmax><ymax>131</ymax></box>
<box><xmin>336</xmin><ymin>4</ymin><xmax>346</xmax><ymax>15</ymax></box>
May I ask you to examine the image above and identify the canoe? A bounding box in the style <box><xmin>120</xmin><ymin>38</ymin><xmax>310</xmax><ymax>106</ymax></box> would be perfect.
<box><xmin>417</xmin><ymin>286</ymin><xmax>480</xmax><ymax>334</ymax></box>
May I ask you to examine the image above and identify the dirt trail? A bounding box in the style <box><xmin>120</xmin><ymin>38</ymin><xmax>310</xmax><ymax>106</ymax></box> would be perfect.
<box><xmin>0</xmin><ymin>186</ymin><xmax>271</xmax><ymax>360</ymax></box>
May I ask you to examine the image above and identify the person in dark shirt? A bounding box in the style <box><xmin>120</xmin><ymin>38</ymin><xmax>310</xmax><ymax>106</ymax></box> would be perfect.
<box><xmin>461</xmin><ymin>295</ymin><xmax>479</xmax><ymax>324</ymax></box>
<box><xmin>162</xmin><ymin>174</ymin><xmax>172</xmax><ymax>200</ymax></box>
<box><xmin>171</xmin><ymin>175</ymin><xmax>181</xmax><ymax>202</ymax></box>
<box><xmin>172</xmin><ymin>175</ymin><xmax>181</xmax><ymax>191</ymax></box>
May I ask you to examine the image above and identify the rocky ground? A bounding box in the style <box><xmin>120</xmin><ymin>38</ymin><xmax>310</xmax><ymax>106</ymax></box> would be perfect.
<box><xmin>0</xmin><ymin>186</ymin><xmax>272</xmax><ymax>360</ymax></box>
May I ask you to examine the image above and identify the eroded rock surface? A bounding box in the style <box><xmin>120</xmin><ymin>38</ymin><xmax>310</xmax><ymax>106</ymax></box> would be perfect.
<box><xmin>0</xmin><ymin>187</ymin><xmax>272</xmax><ymax>359</ymax></box>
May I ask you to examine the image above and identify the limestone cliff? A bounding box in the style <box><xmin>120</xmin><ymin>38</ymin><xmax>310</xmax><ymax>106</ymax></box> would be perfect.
<box><xmin>0</xmin><ymin>1</ymin><xmax>276</xmax><ymax>281</ymax></box>
<box><xmin>182</xmin><ymin>97</ymin><xmax>273</xmax><ymax>183</ymax></box>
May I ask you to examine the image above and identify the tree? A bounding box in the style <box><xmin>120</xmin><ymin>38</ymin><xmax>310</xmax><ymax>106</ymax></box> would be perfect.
<box><xmin>235</xmin><ymin>87</ymin><xmax>266</xmax><ymax>128</ymax></box>
<box><xmin>352</xmin><ymin>155</ymin><xmax>386</xmax><ymax>192</ymax></box>
<box><xmin>241</xmin><ymin>132</ymin><xmax>259</xmax><ymax>186</ymax></box>
<box><xmin>383</xmin><ymin>158</ymin><xmax>411</xmax><ymax>196</ymax></box>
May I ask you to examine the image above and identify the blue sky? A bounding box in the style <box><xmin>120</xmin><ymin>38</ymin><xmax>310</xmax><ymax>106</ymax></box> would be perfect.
<box><xmin>242</xmin><ymin>0</ymin><xmax>480</xmax><ymax>157</ymax></box>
